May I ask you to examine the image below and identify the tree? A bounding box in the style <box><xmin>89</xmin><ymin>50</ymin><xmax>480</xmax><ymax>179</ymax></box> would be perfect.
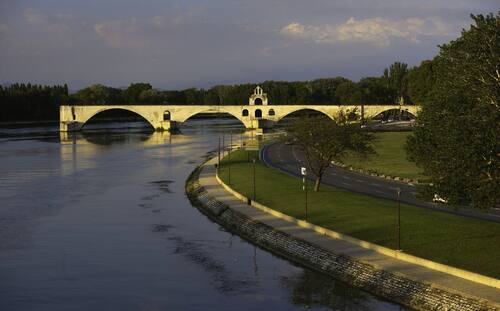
<box><xmin>335</xmin><ymin>81</ymin><xmax>362</xmax><ymax>104</ymax></box>
<box><xmin>138</xmin><ymin>88</ymin><xmax>162</xmax><ymax>103</ymax></box>
<box><xmin>124</xmin><ymin>83</ymin><xmax>152</xmax><ymax>103</ymax></box>
<box><xmin>407</xmin><ymin>13</ymin><xmax>500</xmax><ymax>208</ymax></box>
<box><xmin>358</xmin><ymin>77</ymin><xmax>392</xmax><ymax>104</ymax></box>
<box><xmin>283</xmin><ymin>114</ymin><xmax>374</xmax><ymax>191</ymax></box>
<box><xmin>407</xmin><ymin>60</ymin><xmax>438</xmax><ymax>104</ymax></box>
<box><xmin>383</xmin><ymin>62</ymin><xmax>409</xmax><ymax>104</ymax></box>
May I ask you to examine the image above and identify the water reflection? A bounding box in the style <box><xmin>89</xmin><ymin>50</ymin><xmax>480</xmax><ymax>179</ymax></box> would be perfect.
<box><xmin>282</xmin><ymin>270</ymin><xmax>398</xmax><ymax>311</ymax></box>
<box><xmin>0</xmin><ymin>120</ymin><xmax>404</xmax><ymax>311</ymax></box>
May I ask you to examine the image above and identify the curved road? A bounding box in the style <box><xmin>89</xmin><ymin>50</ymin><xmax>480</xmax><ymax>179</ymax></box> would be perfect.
<box><xmin>261</xmin><ymin>142</ymin><xmax>500</xmax><ymax>223</ymax></box>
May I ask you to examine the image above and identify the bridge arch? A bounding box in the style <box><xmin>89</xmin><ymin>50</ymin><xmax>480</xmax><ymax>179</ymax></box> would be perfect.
<box><xmin>178</xmin><ymin>108</ymin><xmax>247</xmax><ymax>127</ymax></box>
<box><xmin>81</xmin><ymin>107</ymin><xmax>156</xmax><ymax>129</ymax></box>
<box><xmin>276</xmin><ymin>107</ymin><xmax>334</xmax><ymax>122</ymax></box>
<box><xmin>363</xmin><ymin>105</ymin><xmax>420</xmax><ymax>120</ymax></box>
<box><xmin>366</xmin><ymin>107</ymin><xmax>418</xmax><ymax>120</ymax></box>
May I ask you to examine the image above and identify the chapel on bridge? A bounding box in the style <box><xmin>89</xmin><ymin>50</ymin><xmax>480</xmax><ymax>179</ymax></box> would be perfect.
<box><xmin>248</xmin><ymin>86</ymin><xmax>268</xmax><ymax>106</ymax></box>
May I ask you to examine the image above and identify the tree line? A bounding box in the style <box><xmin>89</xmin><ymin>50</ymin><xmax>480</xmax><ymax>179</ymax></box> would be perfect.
<box><xmin>0</xmin><ymin>83</ymin><xmax>68</xmax><ymax>122</ymax></box>
<box><xmin>69</xmin><ymin>63</ymin><xmax>412</xmax><ymax>106</ymax></box>
<box><xmin>0</xmin><ymin>62</ymin><xmax>418</xmax><ymax>121</ymax></box>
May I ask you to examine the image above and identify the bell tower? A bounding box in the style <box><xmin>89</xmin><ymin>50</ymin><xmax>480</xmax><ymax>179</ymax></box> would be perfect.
<box><xmin>248</xmin><ymin>86</ymin><xmax>268</xmax><ymax>106</ymax></box>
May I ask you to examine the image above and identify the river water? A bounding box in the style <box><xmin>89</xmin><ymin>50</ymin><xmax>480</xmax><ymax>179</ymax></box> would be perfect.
<box><xmin>0</xmin><ymin>120</ymin><xmax>404</xmax><ymax>311</ymax></box>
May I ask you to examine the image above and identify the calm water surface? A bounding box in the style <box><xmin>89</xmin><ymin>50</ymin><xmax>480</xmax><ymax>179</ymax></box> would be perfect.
<box><xmin>0</xmin><ymin>120</ymin><xmax>405</xmax><ymax>311</ymax></box>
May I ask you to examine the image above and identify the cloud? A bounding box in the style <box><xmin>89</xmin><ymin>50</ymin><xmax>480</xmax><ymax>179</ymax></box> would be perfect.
<box><xmin>22</xmin><ymin>8</ymin><xmax>72</xmax><ymax>33</ymax></box>
<box><xmin>94</xmin><ymin>18</ymin><xmax>150</xmax><ymax>48</ymax></box>
<box><xmin>0</xmin><ymin>24</ymin><xmax>8</xmax><ymax>33</ymax></box>
<box><xmin>280</xmin><ymin>16</ymin><xmax>455</xmax><ymax>46</ymax></box>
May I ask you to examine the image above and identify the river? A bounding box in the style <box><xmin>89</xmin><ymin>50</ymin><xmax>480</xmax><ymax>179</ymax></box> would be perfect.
<box><xmin>0</xmin><ymin>119</ymin><xmax>404</xmax><ymax>311</ymax></box>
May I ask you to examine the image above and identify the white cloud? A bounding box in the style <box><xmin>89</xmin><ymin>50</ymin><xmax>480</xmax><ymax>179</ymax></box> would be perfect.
<box><xmin>280</xmin><ymin>16</ymin><xmax>455</xmax><ymax>46</ymax></box>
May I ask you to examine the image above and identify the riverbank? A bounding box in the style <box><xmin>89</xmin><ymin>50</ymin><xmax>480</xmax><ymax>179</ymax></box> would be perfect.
<box><xmin>186</xmin><ymin>156</ymin><xmax>500</xmax><ymax>310</ymax></box>
<box><xmin>220</xmin><ymin>149</ymin><xmax>500</xmax><ymax>278</ymax></box>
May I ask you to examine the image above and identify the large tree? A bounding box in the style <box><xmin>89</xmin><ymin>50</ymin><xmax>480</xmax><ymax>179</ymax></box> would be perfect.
<box><xmin>407</xmin><ymin>13</ymin><xmax>499</xmax><ymax>208</ymax></box>
<box><xmin>284</xmin><ymin>114</ymin><xmax>374</xmax><ymax>191</ymax></box>
<box><xmin>383</xmin><ymin>62</ymin><xmax>410</xmax><ymax>104</ymax></box>
<box><xmin>124</xmin><ymin>83</ymin><xmax>152</xmax><ymax>103</ymax></box>
<box><xmin>407</xmin><ymin>60</ymin><xmax>438</xmax><ymax>104</ymax></box>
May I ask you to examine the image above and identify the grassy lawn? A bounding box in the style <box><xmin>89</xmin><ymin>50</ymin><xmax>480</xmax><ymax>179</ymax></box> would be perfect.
<box><xmin>341</xmin><ymin>131</ymin><xmax>424</xmax><ymax>180</ymax></box>
<box><xmin>219</xmin><ymin>149</ymin><xmax>500</xmax><ymax>279</ymax></box>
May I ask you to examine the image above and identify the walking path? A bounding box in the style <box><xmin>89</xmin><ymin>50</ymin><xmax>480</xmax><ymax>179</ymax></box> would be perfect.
<box><xmin>197</xmin><ymin>157</ymin><xmax>500</xmax><ymax>307</ymax></box>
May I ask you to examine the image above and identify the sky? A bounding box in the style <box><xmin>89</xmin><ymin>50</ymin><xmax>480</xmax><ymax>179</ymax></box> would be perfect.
<box><xmin>0</xmin><ymin>0</ymin><xmax>497</xmax><ymax>90</ymax></box>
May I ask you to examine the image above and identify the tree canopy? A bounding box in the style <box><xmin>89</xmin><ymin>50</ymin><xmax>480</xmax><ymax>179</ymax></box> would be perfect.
<box><xmin>284</xmin><ymin>113</ymin><xmax>374</xmax><ymax>191</ymax></box>
<box><xmin>407</xmin><ymin>13</ymin><xmax>499</xmax><ymax>208</ymax></box>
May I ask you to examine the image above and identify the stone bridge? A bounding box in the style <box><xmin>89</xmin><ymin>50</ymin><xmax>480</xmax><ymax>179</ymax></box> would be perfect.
<box><xmin>60</xmin><ymin>86</ymin><xmax>420</xmax><ymax>131</ymax></box>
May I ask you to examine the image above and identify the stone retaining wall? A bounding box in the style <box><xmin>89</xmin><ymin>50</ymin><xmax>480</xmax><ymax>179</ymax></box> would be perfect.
<box><xmin>185</xmin><ymin>164</ymin><xmax>497</xmax><ymax>311</ymax></box>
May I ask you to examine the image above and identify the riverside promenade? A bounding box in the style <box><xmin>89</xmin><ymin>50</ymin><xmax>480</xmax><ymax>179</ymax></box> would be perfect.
<box><xmin>193</xmin><ymin>157</ymin><xmax>500</xmax><ymax>310</ymax></box>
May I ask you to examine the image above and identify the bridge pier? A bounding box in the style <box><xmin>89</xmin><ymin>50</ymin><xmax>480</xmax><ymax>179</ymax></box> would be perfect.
<box><xmin>154</xmin><ymin>120</ymin><xmax>178</xmax><ymax>132</ymax></box>
<box><xmin>60</xmin><ymin>121</ymin><xmax>84</xmax><ymax>132</ymax></box>
<box><xmin>244</xmin><ymin>118</ymin><xmax>275</xmax><ymax>130</ymax></box>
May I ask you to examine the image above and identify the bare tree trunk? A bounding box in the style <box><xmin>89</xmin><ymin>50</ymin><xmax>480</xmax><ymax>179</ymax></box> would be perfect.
<box><xmin>314</xmin><ymin>175</ymin><xmax>322</xmax><ymax>191</ymax></box>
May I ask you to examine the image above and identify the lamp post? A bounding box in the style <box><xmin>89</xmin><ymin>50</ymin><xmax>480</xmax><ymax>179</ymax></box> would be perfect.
<box><xmin>301</xmin><ymin>167</ymin><xmax>308</xmax><ymax>221</ymax></box>
<box><xmin>397</xmin><ymin>187</ymin><xmax>401</xmax><ymax>251</ymax></box>
<box><xmin>222</xmin><ymin>135</ymin><xmax>225</xmax><ymax>158</ymax></box>
<box><xmin>218</xmin><ymin>136</ymin><xmax>221</xmax><ymax>165</ymax></box>
<box><xmin>253</xmin><ymin>158</ymin><xmax>256</xmax><ymax>201</ymax></box>
<box><xmin>228</xmin><ymin>133</ymin><xmax>232</xmax><ymax>184</ymax></box>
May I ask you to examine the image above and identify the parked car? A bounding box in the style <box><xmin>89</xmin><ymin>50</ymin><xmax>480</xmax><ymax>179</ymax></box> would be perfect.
<box><xmin>433</xmin><ymin>194</ymin><xmax>448</xmax><ymax>204</ymax></box>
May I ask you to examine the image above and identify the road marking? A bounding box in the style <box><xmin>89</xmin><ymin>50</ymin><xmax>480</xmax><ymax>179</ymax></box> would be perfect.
<box><xmin>370</xmin><ymin>183</ymin><xmax>382</xmax><ymax>187</ymax></box>
<box><xmin>355</xmin><ymin>179</ymin><xmax>364</xmax><ymax>183</ymax></box>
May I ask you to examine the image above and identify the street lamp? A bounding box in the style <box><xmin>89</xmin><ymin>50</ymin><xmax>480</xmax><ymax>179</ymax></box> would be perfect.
<box><xmin>396</xmin><ymin>187</ymin><xmax>402</xmax><ymax>251</ymax></box>
<box><xmin>253</xmin><ymin>158</ymin><xmax>256</xmax><ymax>201</ymax></box>
<box><xmin>301</xmin><ymin>167</ymin><xmax>308</xmax><ymax>221</ymax></box>
<box><xmin>228</xmin><ymin>133</ymin><xmax>232</xmax><ymax>184</ymax></box>
<box><xmin>222</xmin><ymin>135</ymin><xmax>225</xmax><ymax>158</ymax></box>
<box><xmin>218</xmin><ymin>136</ymin><xmax>221</xmax><ymax>165</ymax></box>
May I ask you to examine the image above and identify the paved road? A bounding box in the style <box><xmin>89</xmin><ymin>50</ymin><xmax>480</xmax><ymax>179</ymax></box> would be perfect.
<box><xmin>261</xmin><ymin>142</ymin><xmax>500</xmax><ymax>223</ymax></box>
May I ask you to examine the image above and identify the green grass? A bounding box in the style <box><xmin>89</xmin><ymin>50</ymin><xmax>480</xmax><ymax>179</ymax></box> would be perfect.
<box><xmin>341</xmin><ymin>131</ymin><xmax>424</xmax><ymax>180</ymax></box>
<box><xmin>219</xmin><ymin>149</ymin><xmax>500</xmax><ymax>279</ymax></box>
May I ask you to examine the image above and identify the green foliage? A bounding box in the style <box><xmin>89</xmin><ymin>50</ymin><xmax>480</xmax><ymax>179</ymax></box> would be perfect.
<box><xmin>407</xmin><ymin>60</ymin><xmax>438</xmax><ymax>104</ymax></box>
<box><xmin>284</xmin><ymin>114</ymin><xmax>374</xmax><ymax>191</ymax></box>
<box><xmin>335</xmin><ymin>81</ymin><xmax>362</xmax><ymax>104</ymax></box>
<box><xmin>73</xmin><ymin>84</ymin><xmax>123</xmax><ymax>104</ymax></box>
<box><xmin>358</xmin><ymin>77</ymin><xmax>393</xmax><ymax>104</ymax></box>
<box><xmin>0</xmin><ymin>83</ymin><xmax>68</xmax><ymax>121</ymax></box>
<box><xmin>383</xmin><ymin>61</ymin><xmax>410</xmax><ymax>103</ymax></box>
<box><xmin>124</xmin><ymin>83</ymin><xmax>152</xmax><ymax>102</ymax></box>
<box><xmin>407</xmin><ymin>13</ymin><xmax>500</xmax><ymax>208</ymax></box>
<box><xmin>66</xmin><ymin>75</ymin><xmax>396</xmax><ymax>106</ymax></box>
